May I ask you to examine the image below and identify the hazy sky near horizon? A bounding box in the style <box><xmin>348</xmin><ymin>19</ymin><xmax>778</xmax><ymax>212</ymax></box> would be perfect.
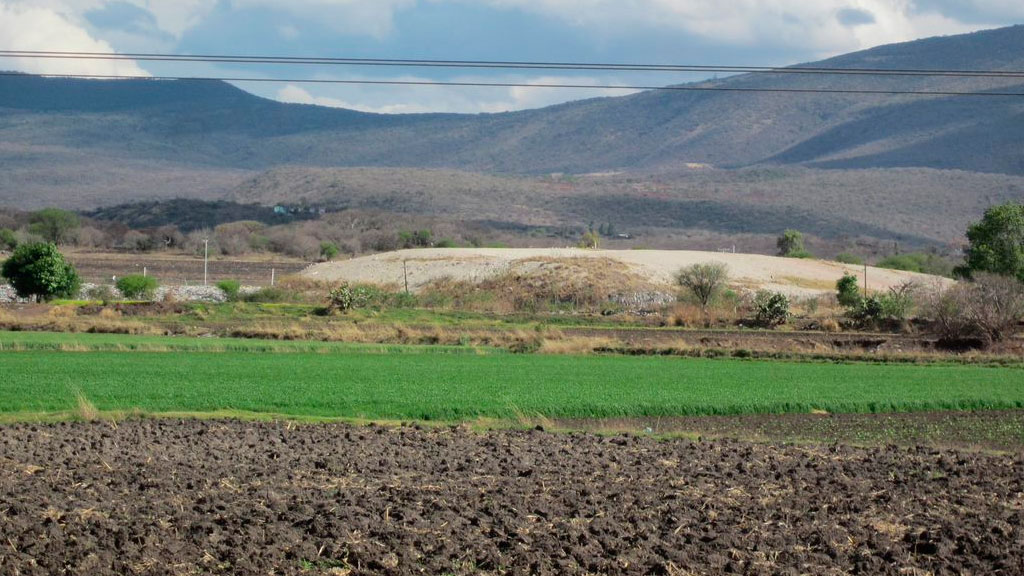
<box><xmin>1</xmin><ymin>1</ymin><xmax>1021</xmax><ymax>113</ymax></box>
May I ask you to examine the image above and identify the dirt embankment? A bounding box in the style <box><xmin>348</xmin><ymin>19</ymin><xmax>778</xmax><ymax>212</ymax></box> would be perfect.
<box><xmin>304</xmin><ymin>248</ymin><xmax>950</xmax><ymax>297</ymax></box>
<box><xmin>1</xmin><ymin>420</ymin><xmax>1021</xmax><ymax>575</ymax></box>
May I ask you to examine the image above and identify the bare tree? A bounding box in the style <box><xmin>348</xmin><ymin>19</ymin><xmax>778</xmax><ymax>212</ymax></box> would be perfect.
<box><xmin>675</xmin><ymin>262</ymin><xmax>729</xmax><ymax>313</ymax></box>
<box><xmin>923</xmin><ymin>274</ymin><xmax>1024</xmax><ymax>345</ymax></box>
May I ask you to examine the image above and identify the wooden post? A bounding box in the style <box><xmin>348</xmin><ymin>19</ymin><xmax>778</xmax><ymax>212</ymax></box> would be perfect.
<box><xmin>403</xmin><ymin>260</ymin><xmax>409</xmax><ymax>294</ymax></box>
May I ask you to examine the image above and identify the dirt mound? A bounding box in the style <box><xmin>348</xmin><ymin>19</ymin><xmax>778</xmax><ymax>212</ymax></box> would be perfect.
<box><xmin>1</xmin><ymin>420</ymin><xmax>1020</xmax><ymax>575</ymax></box>
<box><xmin>304</xmin><ymin>248</ymin><xmax>951</xmax><ymax>297</ymax></box>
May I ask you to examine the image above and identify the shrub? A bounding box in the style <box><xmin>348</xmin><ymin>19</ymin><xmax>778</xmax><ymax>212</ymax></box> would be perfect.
<box><xmin>398</xmin><ymin>229</ymin><xmax>433</xmax><ymax>249</ymax></box>
<box><xmin>967</xmin><ymin>274</ymin><xmax>1024</xmax><ymax>343</ymax></box>
<box><xmin>86</xmin><ymin>285</ymin><xmax>117</xmax><ymax>305</ymax></box>
<box><xmin>116</xmin><ymin>275</ymin><xmax>159</xmax><ymax>300</ymax></box>
<box><xmin>0</xmin><ymin>228</ymin><xmax>17</xmax><ymax>251</ymax></box>
<box><xmin>675</xmin><ymin>262</ymin><xmax>729</xmax><ymax>312</ymax></box>
<box><xmin>753</xmin><ymin>290</ymin><xmax>790</xmax><ymax>328</ymax></box>
<box><xmin>876</xmin><ymin>252</ymin><xmax>953</xmax><ymax>277</ymax></box>
<box><xmin>434</xmin><ymin>238</ymin><xmax>458</xmax><ymax>248</ymax></box>
<box><xmin>242</xmin><ymin>287</ymin><xmax>291</xmax><ymax>303</ymax></box>
<box><xmin>922</xmin><ymin>274</ymin><xmax>1024</xmax><ymax>345</ymax></box>
<box><xmin>0</xmin><ymin>242</ymin><xmax>80</xmax><ymax>301</ymax></box>
<box><xmin>835</xmin><ymin>252</ymin><xmax>863</xmax><ymax>265</ymax></box>
<box><xmin>579</xmin><ymin>230</ymin><xmax>600</xmax><ymax>249</ymax></box>
<box><xmin>836</xmin><ymin>273</ymin><xmax>862</xmax><ymax>308</ymax></box>
<box><xmin>328</xmin><ymin>283</ymin><xmax>373</xmax><ymax>312</ymax></box>
<box><xmin>217</xmin><ymin>279</ymin><xmax>242</xmax><ymax>301</ymax></box>
<box><xmin>319</xmin><ymin>242</ymin><xmax>340</xmax><ymax>261</ymax></box>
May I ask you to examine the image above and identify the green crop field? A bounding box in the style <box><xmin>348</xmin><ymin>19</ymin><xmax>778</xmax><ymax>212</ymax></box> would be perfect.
<box><xmin>1</xmin><ymin>332</ymin><xmax>1023</xmax><ymax>422</ymax></box>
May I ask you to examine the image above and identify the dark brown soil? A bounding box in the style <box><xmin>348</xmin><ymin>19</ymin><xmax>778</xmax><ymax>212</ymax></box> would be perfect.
<box><xmin>559</xmin><ymin>410</ymin><xmax>1024</xmax><ymax>453</ymax></box>
<box><xmin>1</xmin><ymin>421</ymin><xmax>1022</xmax><ymax>576</ymax></box>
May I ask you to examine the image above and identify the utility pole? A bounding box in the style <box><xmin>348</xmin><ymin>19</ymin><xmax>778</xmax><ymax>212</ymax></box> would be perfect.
<box><xmin>203</xmin><ymin>239</ymin><xmax>209</xmax><ymax>286</ymax></box>
<box><xmin>271</xmin><ymin>268</ymin><xmax>275</xmax><ymax>287</ymax></box>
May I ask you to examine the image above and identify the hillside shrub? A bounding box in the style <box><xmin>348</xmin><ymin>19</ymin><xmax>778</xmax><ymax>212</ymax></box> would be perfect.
<box><xmin>86</xmin><ymin>284</ymin><xmax>117</xmax><ymax>305</ymax></box>
<box><xmin>835</xmin><ymin>252</ymin><xmax>863</xmax><ymax>265</ymax></box>
<box><xmin>876</xmin><ymin>252</ymin><xmax>953</xmax><ymax>277</ymax></box>
<box><xmin>0</xmin><ymin>228</ymin><xmax>17</xmax><ymax>250</ymax></box>
<box><xmin>753</xmin><ymin>290</ymin><xmax>790</xmax><ymax>328</ymax></box>
<box><xmin>116</xmin><ymin>275</ymin><xmax>159</xmax><ymax>300</ymax></box>
<box><xmin>242</xmin><ymin>287</ymin><xmax>291</xmax><ymax>303</ymax></box>
<box><xmin>328</xmin><ymin>283</ymin><xmax>373</xmax><ymax>312</ymax></box>
<box><xmin>217</xmin><ymin>279</ymin><xmax>241</xmax><ymax>301</ymax></box>
<box><xmin>319</xmin><ymin>242</ymin><xmax>339</xmax><ymax>261</ymax></box>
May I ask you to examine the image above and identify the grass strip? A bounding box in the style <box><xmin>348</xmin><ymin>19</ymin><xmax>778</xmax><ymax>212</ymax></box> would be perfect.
<box><xmin>2</xmin><ymin>348</ymin><xmax>1023</xmax><ymax>421</ymax></box>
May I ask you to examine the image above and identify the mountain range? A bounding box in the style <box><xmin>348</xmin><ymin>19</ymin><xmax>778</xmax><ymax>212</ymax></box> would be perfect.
<box><xmin>1</xmin><ymin>24</ymin><xmax>1023</xmax><ymax>249</ymax></box>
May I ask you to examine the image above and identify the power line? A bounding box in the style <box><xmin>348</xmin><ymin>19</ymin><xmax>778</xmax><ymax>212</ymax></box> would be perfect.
<box><xmin>2</xmin><ymin>49</ymin><xmax>1024</xmax><ymax>78</ymax></box>
<box><xmin>3</xmin><ymin>71</ymin><xmax>1022</xmax><ymax>97</ymax></box>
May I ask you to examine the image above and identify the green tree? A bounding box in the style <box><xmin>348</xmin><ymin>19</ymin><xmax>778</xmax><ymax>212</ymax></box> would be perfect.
<box><xmin>319</xmin><ymin>242</ymin><xmax>340</xmax><ymax>261</ymax></box>
<box><xmin>0</xmin><ymin>228</ymin><xmax>17</xmax><ymax>250</ymax></box>
<box><xmin>28</xmin><ymin>208</ymin><xmax>80</xmax><ymax>245</ymax></box>
<box><xmin>0</xmin><ymin>243</ymin><xmax>80</xmax><ymax>301</ymax></box>
<box><xmin>777</xmin><ymin>229</ymin><xmax>811</xmax><ymax>258</ymax></box>
<box><xmin>836</xmin><ymin>273</ymin><xmax>862</xmax><ymax>308</ymax></box>
<box><xmin>962</xmin><ymin>202</ymin><xmax>1024</xmax><ymax>281</ymax></box>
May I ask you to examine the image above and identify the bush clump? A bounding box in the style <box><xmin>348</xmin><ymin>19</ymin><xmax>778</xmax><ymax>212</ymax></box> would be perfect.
<box><xmin>217</xmin><ymin>279</ymin><xmax>242</xmax><ymax>301</ymax></box>
<box><xmin>753</xmin><ymin>290</ymin><xmax>790</xmax><ymax>328</ymax></box>
<box><xmin>1</xmin><ymin>242</ymin><xmax>80</xmax><ymax>301</ymax></box>
<box><xmin>328</xmin><ymin>283</ymin><xmax>373</xmax><ymax>312</ymax></box>
<box><xmin>924</xmin><ymin>274</ymin><xmax>1024</xmax><ymax>346</ymax></box>
<box><xmin>116</xmin><ymin>275</ymin><xmax>159</xmax><ymax>300</ymax></box>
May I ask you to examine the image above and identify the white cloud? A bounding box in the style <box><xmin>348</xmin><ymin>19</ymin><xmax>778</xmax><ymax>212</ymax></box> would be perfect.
<box><xmin>460</xmin><ymin>0</ymin><xmax>986</xmax><ymax>56</ymax></box>
<box><xmin>0</xmin><ymin>2</ymin><xmax>148</xmax><ymax>76</ymax></box>
<box><xmin>274</xmin><ymin>75</ymin><xmax>638</xmax><ymax>114</ymax></box>
<box><xmin>231</xmin><ymin>0</ymin><xmax>416</xmax><ymax>38</ymax></box>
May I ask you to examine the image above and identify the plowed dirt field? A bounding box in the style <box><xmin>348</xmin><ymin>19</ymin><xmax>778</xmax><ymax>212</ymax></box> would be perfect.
<box><xmin>1</xmin><ymin>420</ymin><xmax>1021</xmax><ymax>575</ymax></box>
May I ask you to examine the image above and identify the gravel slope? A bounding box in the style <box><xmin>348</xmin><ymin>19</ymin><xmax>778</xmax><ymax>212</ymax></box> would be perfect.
<box><xmin>304</xmin><ymin>248</ymin><xmax>950</xmax><ymax>297</ymax></box>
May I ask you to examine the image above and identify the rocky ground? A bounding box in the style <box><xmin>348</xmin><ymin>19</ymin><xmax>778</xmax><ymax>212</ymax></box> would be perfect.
<box><xmin>1</xmin><ymin>420</ymin><xmax>1021</xmax><ymax>575</ymax></box>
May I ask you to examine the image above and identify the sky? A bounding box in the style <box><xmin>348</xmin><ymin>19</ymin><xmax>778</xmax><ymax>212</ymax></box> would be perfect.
<box><xmin>0</xmin><ymin>1</ymin><xmax>1021</xmax><ymax>114</ymax></box>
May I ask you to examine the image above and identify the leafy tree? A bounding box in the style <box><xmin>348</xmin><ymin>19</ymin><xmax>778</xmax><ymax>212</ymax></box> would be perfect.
<box><xmin>836</xmin><ymin>273</ymin><xmax>862</xmax><ymax>308</ymax></box>
<box><xmin>0</xmin><ymin>228</ymin><xmax>17</xmax><ymax>250</ymax></box>
<box><xmin>962</xmin><ymin>202</ymin><xmax>1024</xmax><ymax>281</ymax></box>
<box><xmin>28</xmin><ymin>208</ymin><xmax>80</xmax><ymax>245</ymax></box>
<box><xmin>777</xmin><ymin>229</ymin><xmax>811</xmax><ymax>258</ymax></box>
<box><xmin>116</xmin><ymin>275</ymin><xmax>159</xmax><ymax>300</ymax></box>
<box><xmin>319</xmin><ymin>241</ymin><xmax>340</xmax><ymax>261</ymax></box>
<box><xmin>675</xmin><ymin>262</ymin><xmax>729</xmax><ymax>312</ymax></box>
<box><xmin>0</xmin><ymin>243</ymin><xmax>80</xmax><ymax>301</ymax></box>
